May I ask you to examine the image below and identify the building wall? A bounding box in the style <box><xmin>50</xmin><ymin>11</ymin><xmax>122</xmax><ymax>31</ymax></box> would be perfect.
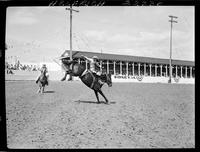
<box><xmin>76</xmin><ymin>57</ymin><xmax>195</xmax><ymax>78</ymax></box>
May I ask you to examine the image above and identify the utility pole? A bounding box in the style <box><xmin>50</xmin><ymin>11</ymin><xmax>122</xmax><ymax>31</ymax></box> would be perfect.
<box><xmin>66</xmin><ymin>5</ymin><xmax>79</xmax><ymax>60</ymax></box>
<box><xmin>100</xmin><ymin>49</ymin><xmax>103</xmax><ymax>73</ymax></box>
<box><xmin>65</xmin><ymin>6</ymin><xmax>79</xmax><ymax>81</ymax></box>
<box><xmin>168</xmin><ymin>15</ymin><xmax>178</xmax><ymax>83</ymax></box>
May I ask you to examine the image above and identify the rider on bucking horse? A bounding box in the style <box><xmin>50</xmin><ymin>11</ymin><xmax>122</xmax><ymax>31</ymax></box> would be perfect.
<box><xmin>81</xmin><ymin>55</ymin><xmax>104</xmax><ymax>85</ymax></box>
<box><xmin>36</xmin><ymin>64</ymin><xmax>49</xmax><ymax>85</ymax></box>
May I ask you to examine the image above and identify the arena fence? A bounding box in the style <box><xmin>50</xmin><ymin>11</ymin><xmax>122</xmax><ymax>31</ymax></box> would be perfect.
<box><xmin>5</xmin><ymin>70</ymin><xmax>194</xmax><ymax>84</ymax></box>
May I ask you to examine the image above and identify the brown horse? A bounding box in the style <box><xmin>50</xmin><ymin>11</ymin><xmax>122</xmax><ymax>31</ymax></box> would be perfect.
<box><xmin>68</xmin><ymin>61</ymin><xmax>112</xmax><ymax>104</ymax></box>
<box><xmin>37</xmin><ymin>69</ymin><xmax>48</xmax><ymax>93</ymax></box>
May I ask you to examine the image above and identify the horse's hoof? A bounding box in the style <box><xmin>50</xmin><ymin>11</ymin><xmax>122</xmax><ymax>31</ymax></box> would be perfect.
<box><xmin>105</xmin><ymin>101</ymin><xmax>109</xmax><ymax>104</ymax></box>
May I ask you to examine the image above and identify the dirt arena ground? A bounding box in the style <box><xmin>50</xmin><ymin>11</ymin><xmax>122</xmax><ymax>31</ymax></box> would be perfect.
<box><xmin>6</xmin><ymin>80</ymin><xmax>195</xmax><ymax>148</ymax></box>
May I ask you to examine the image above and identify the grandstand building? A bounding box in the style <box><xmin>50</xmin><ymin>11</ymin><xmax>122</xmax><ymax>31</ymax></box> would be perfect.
<box><xmin>64</xmin><ymin>50</ymin><xmax>195</xmax><ymax>83</ymax></box>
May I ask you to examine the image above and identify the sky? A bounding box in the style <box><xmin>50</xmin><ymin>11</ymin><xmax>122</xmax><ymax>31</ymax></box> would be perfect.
<box><xmin>5</xmin><ymin>6</ymin><xmax>194</xmax><ymax>63</ymax></box>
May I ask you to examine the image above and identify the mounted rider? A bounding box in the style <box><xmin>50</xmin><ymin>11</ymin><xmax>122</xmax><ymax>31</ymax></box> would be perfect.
<box><xmin>36</xmin><ymin>64</ymin><xmax>49</xmax><ymax>85</ymax></box>
<box><xmin>59</xmin><ymin>52</ymin><xmax>74</xmax><ymax>81</ymax></box>
<box><xmin>81</xmin><ymin>55</ymin><xmax>103</xmax><ymax>84</ymax></box>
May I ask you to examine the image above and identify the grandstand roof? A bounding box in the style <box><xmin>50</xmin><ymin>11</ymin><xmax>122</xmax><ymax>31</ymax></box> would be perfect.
<box><xmin>66</xmin><ymin>50</ymin><xmax>194</xmax><ymax>67</ymax></box>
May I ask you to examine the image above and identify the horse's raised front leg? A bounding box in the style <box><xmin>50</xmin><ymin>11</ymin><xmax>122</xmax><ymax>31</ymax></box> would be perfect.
<box><xmin>37</xmin><ymin>87</ymin><xmax>41</xmax><ymax>93</ymax></box>
<box><xmin>94</xmin><ymin>90</ymin><xmax>100</xmax><ymax>104</ymax></box>
<box><xmin>98</xmin><ymin>89</ymin><xmax>109</xmax><ymax>104</ymax></box>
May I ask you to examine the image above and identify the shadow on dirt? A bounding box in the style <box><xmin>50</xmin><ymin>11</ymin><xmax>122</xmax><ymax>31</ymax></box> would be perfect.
<box><xmin>43</xmin><ymin>91</ymin><xmax>55</xmax><ymax>93</ymax></box>
<box><xmin>74</xmin><ymin>100</ymin><xmax>116</xmax><ymax>104</ymax></box>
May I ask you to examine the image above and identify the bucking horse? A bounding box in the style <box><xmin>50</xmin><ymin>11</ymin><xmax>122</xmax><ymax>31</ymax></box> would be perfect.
<box><xmin>36</xmin><ymin>69</ymin><xmax>48</xmax><ymax>93</ymax></box>
<box><xmin>67</xmin><ymin>61</ymin><xmax>112</xmax><ymax>104</ymax></box>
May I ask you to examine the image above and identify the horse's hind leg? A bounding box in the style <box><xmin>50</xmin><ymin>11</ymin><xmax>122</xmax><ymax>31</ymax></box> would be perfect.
<box><xmin>94</xmin><ymin>90</ymin><xmax>100</xmax><ymax>104</ymax></box>
<box><xmin>98</xmin><ymin>89</ymin><xmax>109</xmax><ymax>104</ymax></box>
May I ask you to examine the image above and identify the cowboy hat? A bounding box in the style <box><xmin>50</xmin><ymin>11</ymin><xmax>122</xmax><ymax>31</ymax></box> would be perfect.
<box><xmin>92</xmin><ymin>56</ymin><xmax>98</xmax><ymax>59</ymax></box>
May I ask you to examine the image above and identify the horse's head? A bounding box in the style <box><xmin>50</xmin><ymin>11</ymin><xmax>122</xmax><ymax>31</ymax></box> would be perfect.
<box><xmin>102</xmin><ymin>73</ymin><xmax>112</xmax><ymax>87</ymax></box>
